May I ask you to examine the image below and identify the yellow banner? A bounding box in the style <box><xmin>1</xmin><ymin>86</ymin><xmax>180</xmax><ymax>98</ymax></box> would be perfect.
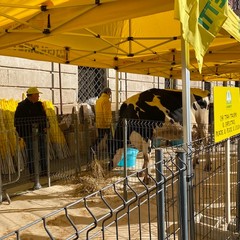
<box><xmin>214</xmin><ymin>87</ymin><xmax>240</xmax><ymax>143</ymax></box>
<box><xmin>175</xmin><ymin>0</ymin><xmax>228</xmax><ymax>73</ymax></box>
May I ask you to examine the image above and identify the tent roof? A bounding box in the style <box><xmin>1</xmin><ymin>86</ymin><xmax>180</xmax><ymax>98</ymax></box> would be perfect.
<box><xmin>0</xmin><ymin>0</ymin><xmax>240</xmax><ymax>81</ymax></box>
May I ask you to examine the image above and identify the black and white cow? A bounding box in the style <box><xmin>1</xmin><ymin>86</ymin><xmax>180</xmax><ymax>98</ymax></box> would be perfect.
<box><xmin>109</xmin><ymin>88</ymin><xmax>210</xmax><ymax>183</ymax></box>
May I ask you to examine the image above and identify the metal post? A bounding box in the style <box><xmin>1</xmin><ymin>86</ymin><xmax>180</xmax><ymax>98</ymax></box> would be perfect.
<box><xmin>236</xmin><ymin>139</ymin><xmax>240</xmax><ymax>232</ymax></box>
<box><xmin>115</xmin><ymin>70</ymin><xmax>119</xmax><ymax>120</ymax></box>
<box><xmin>125</xmin><ymin>72</ymin><xmax>128</xmax><ymax>100</ymax></box>
<box><xmin>51</xmin><ymin>62</ymin><xmax>54</xmax><ymax>104</ymax></box>
<box><xmin>32</xmin><ymin>124</ymin><xmax>42</xmax><ymax>190</ymax></box>
<box><xmin>58</xmin><ymin>63</ymin><xmax>63</xmax><ymax>116</ymax></box>
<box><xmin>84</xmin><ymin>119</ymin><xmax>90</xmax><ymax>166</ymax></box>
<box><xmin>176</xmin><ymin>150</ymin><xmax>189</xmax><ymax>240</ymax></box>
<box><xmin>46</xmin><ymin>126</ymin><xmax>51</xmax><ymax>187</ymax></box>
<box><xmin>72</xmin><ymin>107</ymin><xmax>80</xmax><ymax>174</ymax></box>
<box><xmin>0</xmin><ymin>165</ymin><xmax>2</xmax><ymax>203</ymax></box>
<box><xmin>225</xmin><ymin>138</ymin><xmax>231</xmax><ymax>223</ymax></box>
<box><xmin>155</xmin><ymin>148</ymin><xmax>165</xmax><ymax>240</ymax></box>
<box><xmin>181</xmin><ymin>36</ymin><xmax>195</xmax><ymax>239</ymax></box>
<box><xmin>209</xmin><ymin>103</ymin><xmax>214</xmax><ymax>142</ymax></box>
<box><xmin>123</xmin><ymin>118</ymin><xmax>128</xmax><ymax>200</ymax></box>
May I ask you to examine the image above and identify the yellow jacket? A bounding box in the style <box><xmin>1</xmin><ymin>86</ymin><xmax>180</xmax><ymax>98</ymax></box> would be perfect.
<box><xmin>95</xmin><ymin>93</ymin><xmax>112</xmax><ymax>128</ymax></box>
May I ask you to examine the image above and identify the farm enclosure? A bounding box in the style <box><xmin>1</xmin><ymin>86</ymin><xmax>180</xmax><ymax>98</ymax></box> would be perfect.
<box><xmin>0</xmin><ymin>123</ymin><xmax>240</xmax><ymax>239</ymax></box>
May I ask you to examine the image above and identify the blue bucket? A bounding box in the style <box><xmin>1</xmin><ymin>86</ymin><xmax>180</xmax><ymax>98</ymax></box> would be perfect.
<box><xmin>118</xmin><ymin>148</ymin><xmax>139</xmax><ymax>167</ymax></box>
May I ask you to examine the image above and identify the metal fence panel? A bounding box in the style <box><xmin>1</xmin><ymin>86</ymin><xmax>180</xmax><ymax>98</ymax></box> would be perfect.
<box><xmin>1</xmin><ymin>117</ymin><xmax>240</xmax><ymax>240</ymax></box>
<box><xmin>1</xmin><ymin>151</ymin><xmax>185</xmax><ymax>240</ymax></box>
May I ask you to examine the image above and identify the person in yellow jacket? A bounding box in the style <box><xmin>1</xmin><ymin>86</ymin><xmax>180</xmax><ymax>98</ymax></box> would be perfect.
<box><xmin>92</xmin><ymin>87</ymin><xmax>112</xmax><ymax>153</ymax></box>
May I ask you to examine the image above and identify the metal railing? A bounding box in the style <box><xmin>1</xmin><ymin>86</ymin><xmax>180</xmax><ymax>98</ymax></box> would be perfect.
<box><xmin>0</xmin><ymin>116</ymin><xmax>240</xmax><ymax>239</ymax></box>
<box><xmin>1</xmin><ymin>148</ymin><xmax>187</xmax><ymax>240</ymax></box>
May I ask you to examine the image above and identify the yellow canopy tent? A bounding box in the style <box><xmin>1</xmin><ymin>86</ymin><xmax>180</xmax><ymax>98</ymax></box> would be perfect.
<box><xmin>0</xmin><ymin>1</ymin><xmax>238</xmax><ymax>235</ymax></box>
<box><xmin>0</xmin><ymin>0</ymin><xmax>240</xmax><ymax>151</ymax></box>
<box><xmin>0</xmin><ymin>0</ymin><xmax>239</xmax><ymax>81</ymax></box>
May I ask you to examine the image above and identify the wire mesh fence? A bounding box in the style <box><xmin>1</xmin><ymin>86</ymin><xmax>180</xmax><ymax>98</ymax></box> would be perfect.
<box><xmin>0</xmin><ymin>148</ymin><xmax>187</xmax><ymax>240</ymax></box>
<box><xmin>192</xmin><ymin>137</ymin><xmax>240</xmax><ymax>239</ymax></box>
<box><xmin>0</xmin><ymin>115</ymin><xmax>240</xmax><ymax>239</ymax></box>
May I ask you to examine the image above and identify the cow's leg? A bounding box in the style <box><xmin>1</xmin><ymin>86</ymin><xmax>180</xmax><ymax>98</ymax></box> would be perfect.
<box><xmin>199</xmin><ymin>136</ymin><xmax>211</xmax><ymax>171</ymax></box>
<box><xmin>139</xmin><ymin>140</ymin><xmax>151</xmax><ymax>184</ymax></box>
<box><xmin>191</xmin><ymin>122</ymin><xmax>210</xmax><ymax>171</ymax></box>
<box><xmin>191</xmin><ymin>126</ymin><xmax>200</xmax><ymax>169</ymax></box>
<box><xmin>203</xmin><ymin>149</ymin><xmax>211</xmax><ymax>171</ymax></box>
<box><xmin>194</xmin><ymin>148</ymin><xmax>211</xmax><ymax>171</ymax></box>
<box><xmin>192</xmin><ymin>138</ymin><xmax>211</xmax><ymax>171</ymax></box>
<box><xmin>111</xmin><ymin>148</ymin><xmax>124</xmax><ymax>168</ymax></box>
<box><xmin>142</xmin><ymin>152</ymin><xmax>151</xmax><ymax>184</ymax></box>
<box><xmin>193</xmin><ymin>151</ymin><xmax>200</xmax><ymax>169</ymax></box>
<box><xmin>201</xmin><ymin>132</ymin><xmax>211</xmax><ymax>171</ymax></box>
<box><xmin>139</xmin><ymin>152</ymin><xmax>148</xmax><ymax>177</ymax></box>
<box><xmin>139</xmin><ymin>152</ymin><xmax>149</xmax><ymax>181</ymax></box>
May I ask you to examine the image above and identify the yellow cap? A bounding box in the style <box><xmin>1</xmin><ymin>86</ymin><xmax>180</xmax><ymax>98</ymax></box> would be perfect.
<box><xmin>26</xmin><ymin>87</ymin><xmax>42</xmax><ymax>95</ymax></box>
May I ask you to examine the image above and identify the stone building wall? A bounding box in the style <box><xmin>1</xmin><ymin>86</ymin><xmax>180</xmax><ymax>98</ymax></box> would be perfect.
<box><xmin>0</xmin><ymin>56</ymin><xmax>78</xmax><ymax>112</ymax></box>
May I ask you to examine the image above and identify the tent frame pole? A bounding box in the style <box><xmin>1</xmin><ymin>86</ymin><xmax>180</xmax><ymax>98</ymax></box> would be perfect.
<box><xmin>115</xmin><ymin>70</ymin><xmax>119</xmax><ymax>120</ymax></box>
<box><xmin>181</xmin><ymin>36</ymin><xmax>194</xmax><ymax>240</ymax></box>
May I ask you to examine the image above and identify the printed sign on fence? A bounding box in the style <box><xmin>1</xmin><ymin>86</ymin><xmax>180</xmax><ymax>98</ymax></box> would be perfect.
<box><xmin>214</xmin><ymin>86</ymin><xmax>240</xmax><ymax>143</ymax></box>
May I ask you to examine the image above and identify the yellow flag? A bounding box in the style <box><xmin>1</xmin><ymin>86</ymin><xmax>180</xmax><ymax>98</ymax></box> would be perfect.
<box><xmin>175</xmin><ymin>0</ymin><xmax>228</xmax><ymax>73</ymax></box>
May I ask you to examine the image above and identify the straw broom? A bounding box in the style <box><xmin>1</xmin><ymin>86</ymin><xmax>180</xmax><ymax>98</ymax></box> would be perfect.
<box><xmin>0</xmin><ymin>99</ymin><xmax>19</xmax><ymax>174</ymax></box>
<box><xmin>42</xmin><ymin>101</ymin><xmax>71</xmax><ymax>160</ymax></box>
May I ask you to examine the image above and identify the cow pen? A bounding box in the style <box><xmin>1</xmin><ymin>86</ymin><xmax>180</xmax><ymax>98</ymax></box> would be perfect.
<box><xmin>0</xmin><ymin>116</ymin><xmax>240</xmax><ymax>240</ymax></box>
